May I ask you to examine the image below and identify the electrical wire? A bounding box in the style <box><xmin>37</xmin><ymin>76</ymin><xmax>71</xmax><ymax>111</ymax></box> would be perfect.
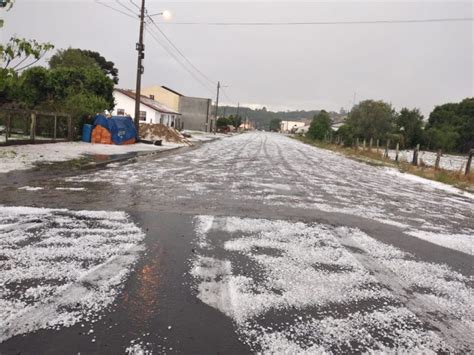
<box><xmin>145</xmin><ymin>26</ymin><xmax>216</xmax><ymax>95</ymax></box>
<box><xmin>128</xmin><ymin>0</ymin><xmax>141</xmax><ymax>11</ymax></box>
<box><xmin>147</xmin><ymin>16</ymin><xmax>217</xmax><ymax>87</ymax></box>
<box><xmin>156</xmin><ymin>17</ymin><xmax>473</xmax><ymax>26</ymax></box>
<box><xmin>115</xmin><ymin>0</ymin><xmax>138</xmax><ymax>17</ymax></box>
<box><xmin>94</xmin><ymin>0</ymin><xmax>137</xmax><ymax>20</ymax></box>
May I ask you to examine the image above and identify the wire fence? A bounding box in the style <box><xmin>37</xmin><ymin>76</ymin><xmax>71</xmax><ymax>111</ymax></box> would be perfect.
<box><xmin>0</xmin><ymin>109</ymin><xmax>73</xmax><ymax>145</ymax></box>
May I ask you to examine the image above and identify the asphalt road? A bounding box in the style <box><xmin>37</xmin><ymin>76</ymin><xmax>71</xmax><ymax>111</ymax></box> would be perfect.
<box><xmin>0</xmin><ymin>132</ymin><xmax>472</xmax><ymax>354</ymax></box>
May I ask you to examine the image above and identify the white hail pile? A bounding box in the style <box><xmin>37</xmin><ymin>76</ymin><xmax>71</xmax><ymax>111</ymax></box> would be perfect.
<box><xmin>0</xmin><ymin>206</ymin><xmax>145</xmax><ymax>343</ymax></box>
<box><xmin>190</xmin><ymin>215</ymin><xmax>473</xmax><ymax>353</ymax></box>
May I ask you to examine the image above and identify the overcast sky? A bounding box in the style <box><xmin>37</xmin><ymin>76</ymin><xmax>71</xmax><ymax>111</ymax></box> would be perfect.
<box><xmin>2</xmin><ymin>1</ymin><xmax>473</xmax><ymax>116</ymax></box>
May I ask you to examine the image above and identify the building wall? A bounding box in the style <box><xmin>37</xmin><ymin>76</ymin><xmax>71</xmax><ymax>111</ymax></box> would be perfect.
<box><xmin>112</xmin><ymin>91</ymin><xmax>157</xmax><ymax>124</ymax></box>
<box><xmin>179</xmin><ymin>97</ymin><xmax>212</xmax><ymax>132</ymax></box>
<box><xmin>280</xmin><ymin>121</ymin><xmax>306</xmax><ymax>132</ymax></box>
<box><xmin>141</xmin><ymin>86</ymin><xmax>180</xmax><ymax>112</ymax></box>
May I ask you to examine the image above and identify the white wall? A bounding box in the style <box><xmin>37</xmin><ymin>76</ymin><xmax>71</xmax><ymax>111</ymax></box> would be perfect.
<box><xmin>112</xmin><ymin>91</ymin><xmax>177</xmax><ymax>127</ymax></box>
<box><xmin>112</xmin><ymin>91</ymin><xmax>157</xmax><ymax>124</ymax></box>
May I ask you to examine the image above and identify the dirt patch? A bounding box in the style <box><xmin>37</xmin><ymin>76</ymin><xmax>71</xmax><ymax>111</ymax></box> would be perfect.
<box><xmin>139</xmin><ymin>123</ymin><xmax>192</xmax><ymax>145</ymax></box>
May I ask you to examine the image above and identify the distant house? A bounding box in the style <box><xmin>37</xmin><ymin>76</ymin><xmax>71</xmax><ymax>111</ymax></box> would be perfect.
<box><xmin>331</xmin><ymin>116</ymin><xmax>347</xmax><ymax>131</ymax></box>
<box><xmin>142</xmin><ymin>85</ymin><xmax>212</xmax><ymax>132</ymax></box>
<box><xmin>112</xmin><ymin>89</ymin><xmax>180</xmax><ymax>128</ymax></box>
<box><xmin>280</xmin><ymin>121</ymin><xmax>306</xmax><ymax>133</ymax></box>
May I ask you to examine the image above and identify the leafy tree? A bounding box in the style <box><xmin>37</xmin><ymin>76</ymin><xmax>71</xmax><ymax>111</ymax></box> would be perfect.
<box><xmin>346</xmin><ymin>100</ymin><xmax>395</xmax><ymax>141</ymax></box>
<box><xmin>269</xmin><ymin>118</ymin><xmax>281</xmax><ymax>132</ymax></box>
<box><xmin>396</xmin><ymin>108</ymin><xmax>424</xmax><ymax>148</ymax></box>
<box><xmin>424</xmin><ymin>127</ymin><xmax>460</xmax><ymax>152</ymax></box>
<box><xmin>307</xmin><ymin>110</ymin><xmax>331</xmax><ymax>140</ymax></box>
<box><xmin>216</xmin><ymin>117</ymin><xmax>230</xmax><ymax>128</ymax></box>
<box><xmin>0</xmin><ymin>0</ymin><xmax>15</xmax><ymax>28</ymax></box>
<box><xmin>425</xmin><ymin>98</ymin><xmax>474</xmax><ymax>152</ymax></box>
<box><xmin>336</xmin><ymin>124</ymin><xmax>354</xmax><ymax>146</ymax></box>
<box><xmin>0</xmin><ymin>37</ymin><xmax>54</xmax><ymax>72</ymax></box>
<box><xmin>229</xmin><ymin>114</ymin><xmax>242</xmax><ymax>129</ymax></box>
<box><xmin>49</xmin><ymin>48</ymin><xmax>119</xmax><ymax>84</ymax></box>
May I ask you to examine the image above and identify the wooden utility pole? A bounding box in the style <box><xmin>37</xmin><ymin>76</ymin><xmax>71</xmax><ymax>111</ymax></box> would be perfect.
<box><xmin>465</xmin><ymin>149</ymin><xmax>474</xmax><ymax>175</ymax></box>
<box><xmin>134</xmin><ymin>0</ymin><xmax>146</xmax><ymax>138</ymax></box>
<box><xmin>213</xmin><ymin>81</ymin><xmax>220</xmax><ymax>134</ymax></box>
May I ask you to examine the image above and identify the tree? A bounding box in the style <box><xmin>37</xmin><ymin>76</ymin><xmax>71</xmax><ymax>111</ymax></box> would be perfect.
<box><xmin>216</xmin><ymin>117</ymin><xmax>230</xmax><ymax>128</ymax></box>
<box><xmin>0</xmin><ymin>0</ymin><xmax>15</xmax><ymax>28</ymax></box>
<box><xmin>346</xmin><ymin>100</ymin><xmax>395</xmax><ymax>141</ymax></box>
<box><xmin>337</xmin><ymin>124</ymin><xmax>354</xmax><ymax>146</ymax></box>
<box><xmin>0</xmin><ymin>37</ymin><xmax>54</xmax><ymax>72</ymax></box>
<box><xmin>396</xmin><ymin>108</ymin><xmax>424</xmax><ymax>148</ymax></box>
<box><xmin>307</xmin><ymin>110</ymin><xmax>331</xmax><ymax>140</ymax></box>
<box><xmin>49</xmin><ymin>48</ymin><xmax>119</xmax><ymax>84</ymax></box>
<box><xmin>269</xmin><ymin>118</ymin><xmax>281</xmax><ymax>132</ymax></box>
<box><xmin>425</xmin><ymin>98</ymin><xmax>474</xmax><ymax>152</ymax></box>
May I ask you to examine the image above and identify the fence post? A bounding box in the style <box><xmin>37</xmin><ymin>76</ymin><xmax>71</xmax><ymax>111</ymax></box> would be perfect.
<box><xmin>67</xmin><ymin>115</ymin><xmax>73</xmax><ymax>141</ymax></box>
<box><xmin>435</xmin><ymin>149</ymin><xmax>442</xmax><ymax>170</ymax></box>
<box><xmin>30</xmin><ymin>111</ymin><xmax>36</xmax><ymax>141</ymax></box>
<box><xmin>395</xmin><ymin>143</ymin><xmax>399</xmax><ymax>162</ymax></box>
<box><xmin>369</xmin><ymin>138</ymin><xmax>373</xmax><ymax>152</ymax></box>
<box><xmin>465</xmin><ymin>149</ymin><xmax>474</xmax><ymax>175</ymax></box>
<box><xmin>53</xmin><ymin>115</ymin><xmax>57</xmax><ymax>140</ymax></box>
<box><xmin>412</xmin><ymin>144</ymin><xmax>420</xmax><ymax>166</ymax></box>
<box><xmin>384</xmin><ymin>139</ymin><xmax>390</xmax><ymax>158</ymax></box>
<box><xmin>5</xmin><ymin>112</ymin><xmax>11</xmax><ymax>143</ymax></box>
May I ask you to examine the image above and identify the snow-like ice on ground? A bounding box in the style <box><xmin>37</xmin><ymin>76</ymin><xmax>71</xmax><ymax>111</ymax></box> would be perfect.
<box><xmin>64</xmin><ymin>132</ymin><xmax>473</xmax><ymax>253</ymax></box>
<box><xmin>0</xmin><ymin>141</ymin><xmax>183</xmax><ymax>173</ymax></box>
<box><xmin>0</xmin><ymin>205</ymin><xmax>145</xmax><ymax>343</ymax></box>
<box><xmin>387</xmin><ymin>149</ymin><xmax>468</xmax><ymax>172</ymax></box>
<box><xmin>190</xmin><ymin>216</ymin><xmax>473</xmax><ymax>353</ymax></box>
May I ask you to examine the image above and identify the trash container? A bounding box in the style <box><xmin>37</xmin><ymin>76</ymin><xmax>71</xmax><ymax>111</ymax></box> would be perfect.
<box><xmin>82</xmin><ymin>124</ymin><xmax>92</xmax><ymax>142</ymax></box>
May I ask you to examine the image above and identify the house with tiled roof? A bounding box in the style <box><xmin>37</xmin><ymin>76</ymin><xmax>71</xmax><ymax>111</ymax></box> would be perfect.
<box><xmin>112</xmin><ymin>88</ymin><xmax>181</xmax><ymax>128</ymax></box>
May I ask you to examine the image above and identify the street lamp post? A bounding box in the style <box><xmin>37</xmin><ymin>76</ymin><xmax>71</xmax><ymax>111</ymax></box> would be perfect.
<box><xmin>134</xmin><ymin>6</ymin><xmax>171</xmax><ymax>138</ymax></box>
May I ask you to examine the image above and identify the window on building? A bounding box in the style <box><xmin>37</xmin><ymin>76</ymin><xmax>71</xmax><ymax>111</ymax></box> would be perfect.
<box><xmin>117</xmin><ymin>109</ymin><xmax>125</xmax><ymax>116</ymax></box>
<box><xmin>139</xmin><ymin>111</ymin><xmax>147</xmax><ymax>121</ymax></box>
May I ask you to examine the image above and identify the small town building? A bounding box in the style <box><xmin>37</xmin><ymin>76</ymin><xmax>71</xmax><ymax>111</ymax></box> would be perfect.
<box><xmin>142</xmin><ymin>85</ymin><xmax>212</xmax><ymax>132</ymax></box>
<box><xmin>280</xmin><ymin>120</ymin><xmax>306</xmax><ymax>133</ymax></box>
<box><xmin>112</xmin><ymin>89</ymin><xmax>180</xmax><ymax>128</ymax></box>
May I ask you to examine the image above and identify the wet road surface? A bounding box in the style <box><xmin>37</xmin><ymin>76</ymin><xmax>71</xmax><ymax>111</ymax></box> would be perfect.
<box><xmin>0</xmin><ymin>132</ymin><xmax>472</xmax><ymax>354</ymax></box>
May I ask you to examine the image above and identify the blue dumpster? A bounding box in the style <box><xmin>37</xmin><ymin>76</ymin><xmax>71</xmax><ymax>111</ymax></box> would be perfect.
<box><xmin>82</xmin><ymin>124</ymin><xmax>92</xmax><ymax>142</ymax></box>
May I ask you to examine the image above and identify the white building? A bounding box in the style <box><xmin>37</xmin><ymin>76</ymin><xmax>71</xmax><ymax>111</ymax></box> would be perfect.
<box><xmin>280</xmin><ymin>120</ymin><xmax>306</xmax><ymax>133</ymax></box>
<box><xmin>112</xmin><ymin>89</ymin><xmax>181</xmax><ymax>127</ymax></box>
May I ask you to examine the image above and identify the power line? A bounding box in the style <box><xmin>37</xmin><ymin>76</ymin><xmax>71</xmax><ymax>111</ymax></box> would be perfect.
<box><xmin>128</xmin><ymin>0</ymin><xmax>141</xmax><ymax>11</ymax></box>
<box><xmin>145</xmin><ymin>26</ymin><xmax>215</xmax><ymax>94</ymax></box>
<box><xmin>155</xmin><ymin>17</ymin><xmax>473</xmax><ymax>26</ymax></box>
<box><xmin>94</xmin><ymin>0</ymin><xmax>137</xmax><ymax>20</ymax></box>
<box><xmin>115</xmin><ymin>0</ymin><xmax>138</xmax><ymax>17</ymax></box>
<box><xmin>147</xmin><ymin>16</ymin><xmax>217</xmax><ymax>86</ymax></box>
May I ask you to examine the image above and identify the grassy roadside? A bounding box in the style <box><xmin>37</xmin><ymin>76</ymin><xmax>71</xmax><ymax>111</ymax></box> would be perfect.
<box><xmin>293</xmin><ymin>136</ymin><xmax>474</xmax><ymax>192</ymax></box>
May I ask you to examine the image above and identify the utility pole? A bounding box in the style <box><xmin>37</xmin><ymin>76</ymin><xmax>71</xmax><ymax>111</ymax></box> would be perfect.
<box><xmin>134</xmin><ymin>0</ymin><xmax>146</xmax><ymax>138</ymax></box>
<box><xmin>213</xmin><ymin>81</ymin><xmax>220</xmax><ymax>134</ymax></box>
<box><xmin>236</xmin><ymin>102</ymin><xmax>240</xmax><ymax>118</ymax></box>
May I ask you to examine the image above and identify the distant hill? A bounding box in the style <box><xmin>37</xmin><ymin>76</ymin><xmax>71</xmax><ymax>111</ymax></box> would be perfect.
<box><xmin>215</xmin><ymin>105</ymin><xmax>345</xmax><ymax>129</ymax></box>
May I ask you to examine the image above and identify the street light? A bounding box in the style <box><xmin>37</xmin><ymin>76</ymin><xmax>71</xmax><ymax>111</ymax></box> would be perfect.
<box><xmin>134</xmin><ymin>5</ymin><xmax>172</xmax><ymax>136</ymax></box>
<box><xmin>148</xmin><ymin>10</ymin><xmax>172</xmax><ymax>20</ymax></box>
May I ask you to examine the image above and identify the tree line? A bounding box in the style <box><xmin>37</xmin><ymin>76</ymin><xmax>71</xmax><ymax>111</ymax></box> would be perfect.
<box><xmin>306</xmin><ymin>99</ymin><xmax>473</xmax><ymax>154</ymax></box>
<box><xmin>1</xmin><ymin>37</ymin><xmax>117</xmax><ymax>132</ymax></box>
